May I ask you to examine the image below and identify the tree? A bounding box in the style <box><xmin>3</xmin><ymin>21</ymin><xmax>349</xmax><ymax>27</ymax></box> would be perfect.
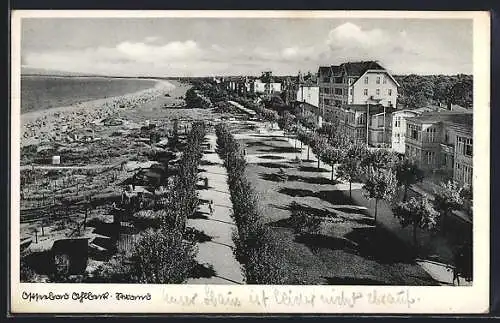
<box><xmin>278</xmin><ymin>111</ymin><xmax>294</xmax><ymax>137</ymax></box>
<box><xmin>296</xmin><ymin>111</ymin><xmax>318</xmax><ymax>129</ymax></box>
<box><xmin>321</xmin><ymin>145</ymin><xmax>345</xmax><ymax>181</ymax></box>
<box><xmin>395</xmin><ymin>157</ymin><xmax>424</xmax><ymax>201</ymax></box>
<box><xmin>297</xmin><ymin>130</ymin><xmax>312</xmax><ymax>161</ymax></box>
<box><xmin>310</xmin><ymin>135</ymin><xmax>328</xmax><ymax>169</ymax></box>
<box><xmin>363</xmin><ymin>169</ymin><xmax>398</xmax><ymax>226</ymax></box>
<box><xmin>337</xmin><ymin>144</ymin><xmax>368</xmax><ymax>198</ymax></box>
<box><xmin>397</xmin><ymin>74</ymin><xmax>434</xmax><ymax>108</ymax></box>
<box><xmin>393</xmin><ymin>197</ymin><xmax>439</xmax><ymax>247</ymax></box>
<box><xmin>433</xmin><ymin>181</ymin><xmax>464</xmax><ymax>229</ymax></box>
<box><xmin>363</xmin><ymin>149</ymin><xmax>399</xmax><ymax>171</ymax></box>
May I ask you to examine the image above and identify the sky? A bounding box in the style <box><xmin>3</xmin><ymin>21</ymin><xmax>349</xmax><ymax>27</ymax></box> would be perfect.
<box><xmin>20</xmin><ymin>17</ymin><xmax>473</xmax><ymax>77</ymax></box>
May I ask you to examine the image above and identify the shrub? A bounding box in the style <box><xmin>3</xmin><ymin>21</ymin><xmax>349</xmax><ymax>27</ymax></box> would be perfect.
<box><xmin>130</xmin><ymin>228</ymin><xmax>197</xmax><ymax>284</ymax></box>
<box><xmin>289</xmin><ymin>202</ymin><xmax>322</xmax><ymax>234</ymax></box>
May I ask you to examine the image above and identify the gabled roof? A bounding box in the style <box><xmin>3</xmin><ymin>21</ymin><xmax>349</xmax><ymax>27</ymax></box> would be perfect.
<box><xmin>341</xmin><ymin>61</ymin><xmax>385</xmax><ymax>76</ymax></box>
<box><xmin>318</xmin><ymin>66</ymin><xmax>331</xmax><ymax>76</ymax></box>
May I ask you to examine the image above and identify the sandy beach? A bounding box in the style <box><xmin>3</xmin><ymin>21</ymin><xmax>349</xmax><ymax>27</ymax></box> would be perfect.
<box><xmin>19</xmin><ymin>79</ymin><xmax>190</xmax><ymax>147</ymax></box>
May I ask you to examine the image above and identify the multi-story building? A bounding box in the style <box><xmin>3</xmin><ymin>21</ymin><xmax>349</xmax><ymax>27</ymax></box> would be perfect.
<box><xmin>340</xmin><ymin>104</ymin><xmax>395</xmax><ymax>147</ymax></box>
<box><xmin>318</xmin><ymin>61</ymin><xmax>399</xmax><ymax>121</ymax></box>
<box><xmin>405</xmin><ymin>112</ymin><xmax>473</xmax><ymax>187</ymax></box>
<box><xmin>391</xmin><ymin>106</ymin><xmax>442</xmax><ymax>154</ymax></box>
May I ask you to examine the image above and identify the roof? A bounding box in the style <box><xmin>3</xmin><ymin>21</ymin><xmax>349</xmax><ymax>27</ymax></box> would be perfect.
<box><xmin>342</xmin><ymin>104</ymin><xmax>396</xmax><ymax>115</ymax></box>
<box><xmin>341</xmin><ymin>61</ymin><xmax>384</xmax><ymax>76</ymax></box>
<box><xmin>318</xmin><ymin>66</ymin><xmax>331</xmax><ymax>77</ymax></box>
<box><xmin>408</xmin><ymin>112</ymin><xmax>473</xmax><ymax>128</ymax></box>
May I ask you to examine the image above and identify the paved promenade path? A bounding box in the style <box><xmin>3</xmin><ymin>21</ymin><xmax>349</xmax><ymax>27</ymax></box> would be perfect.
<box><xmin>186</xmin><ymin>134</ymin><xmax>245</xmax><ymax>285</ymax></box>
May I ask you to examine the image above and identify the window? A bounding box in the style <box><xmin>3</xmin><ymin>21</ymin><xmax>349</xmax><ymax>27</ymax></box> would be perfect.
<box><xmin>395</xmin><ymin>133</ymin><xmax>401</xmax><ymax>143</ymax></box>
<box><xmin>348</xmin><ymin>78</ymin><xmax>353</xmax><ymax>85</ymax></box>
<box><xmin>383</xmin><ymin>76</ymin><xmax>387</xmax><ymax>84</ymax></box>
<box><xmin>388</xmin><ymin>89</ymin><xmax>392</xmax><ymax>96</ymax></box>
<box><xmin>376</xmin><ymin>76</ymin><xmax>381</xmax><ymax>84</ymax></box>
<box><xmin>364</xmin><ymin>89</ymin><xmax>368</xmax><ymax>96</ymax></box>
<box><xmin>426</xmin><ymin>127</ymin><xmax>437</xmax><ymax>142</ymax></box>
<box><xmin>442</xmin><ymin>153</ymin><xmax>448</xmax><ymax>166</ymax></box>
<box><xmin>323</xmin><ymin>77</ymin><xmax>329</xmax><ymax>83</ymax></box>
<box><xmin>378</xmin><ymin>116</ymin><xmax>385</xmax><ymax>127</ymax></box>
<box><xmin>408</xmin><ymin>124</ymin><xmax>420</xmax><ymax>141</ymax></box>
<box><xmin>335</xmin><ymin>88</ymin><xmax>343</xmax><ymax>95</ymax></box>
<box><xmin>457</xmin><ymin>136</ymin><xmax>473</xmax><ymax>157</ymax></box>
<box><xmin>376</xmin><ymin>89</ymin><xmax>380</xmax><ymax>96</ymax></box>
<box><xmin>364</xmin><ymin>77</ymin><xmax>369</xmax><ymax>84</ymax></box>
<box><xmin>349</xmin><ymin>88</ymin><xmax>353</xmax><ymax>95</ymax></box>
<box><xmin>425</xmin><ymin>151</ymin><xmax>435</xmax><ymax>164</ymax></box>
<box><xmin>394</xmin><ymin>117</ymin><xmax>401</xmax><ymax>128</ymax></box>
<box><xmin>357</xmin><ymin>114</ymin><xmax>365</xmax><ymax>125</ymax></box>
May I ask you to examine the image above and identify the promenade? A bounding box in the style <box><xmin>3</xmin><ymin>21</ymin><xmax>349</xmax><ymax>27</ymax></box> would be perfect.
<box><xmin>186</xmin><ymin>134</ymin><xmax>245</xmax><ymax>284</ymax></box>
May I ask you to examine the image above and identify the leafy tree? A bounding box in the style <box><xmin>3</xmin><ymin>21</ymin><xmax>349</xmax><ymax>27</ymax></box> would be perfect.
<box><xmin>433</xmin><ymin>180</ymin><xmax>464</xmax><ymax>229</ymax></box>
<box><xmin>337</xmin><ymin>144</ymin><xmax>368</xmax><ymax>198</ymax></box>
<box><xmin>310</xmin><ymin>135</ymin><xmax>329</xmax><ymax>169</ymax></box>
<box><xmin>395</xmin><ymin>157</ymin><xmax>424</xmax><ymax>201</ymax></box>
<box><xmin>393</xmin><ymin>197</ymin><xmax>439</xmax><ymax>247</ymax></box>
<box><xmin>296</xmin><ymin>111</ymin><xmax>318</xmax><ymax>129</ymax></box>
<box><xmin>449</xmin><ymin>75</ymin><xmax>473</xmax><ymax>108</ymax></box>
<box><xmin>363</xmin><ymin>169</ymin><xmax>398</xmax><ymax>226</ymax></box>
<box><xmin>321</xmin><ymin>145</ymin><xmax>345</xmax><ymax>181</ymax></box>
<box><xmin>278</xmin><ymin>111</ymin><xmax>295</xmax><ymax>136</ymax></box>
<box><xmin>297</xmin><ymin>130</ymin><xmax>312</xmax><ymax>161</ymax></box>
<box><xmin>363</xmin><ymin>149</ymin><xmax>399</xmax><ymax>172</ymax></box>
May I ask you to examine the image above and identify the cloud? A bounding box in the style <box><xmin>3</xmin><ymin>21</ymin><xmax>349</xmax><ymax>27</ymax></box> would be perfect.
<box><xmin>326</xmin><ymin>22</ymin><xmax>390</xmax><ymax>50</ymax></box>
<box><xmin>23</xmin><ymin>22</ymin><xmax>471</xmax><ymax>76</ymax></box>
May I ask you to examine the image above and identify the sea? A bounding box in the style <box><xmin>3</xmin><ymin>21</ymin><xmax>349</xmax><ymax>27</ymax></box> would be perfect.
<box><xmin>21</xmin><ymin>75</ymin><xmax>159</xmax><ymax>114</ymax></box>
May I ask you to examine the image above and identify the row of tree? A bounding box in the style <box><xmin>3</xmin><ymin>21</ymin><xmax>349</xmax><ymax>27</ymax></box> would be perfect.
<box><xmin>130</xmin><ymin>122</ymin><xmax>207</xmax><ymax>283</ymax></box>
<box><xmin>215</xmin><ymin>124</ymin><xmax>292</xmax><ymax>284</ymax></box>
<box><xmin>279</xmin><ymin>112</ymin><xmax>471</xmax><ymax>251</ymax></box>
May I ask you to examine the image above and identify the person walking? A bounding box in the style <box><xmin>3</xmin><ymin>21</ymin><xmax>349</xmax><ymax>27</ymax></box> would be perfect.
<box><xmin>209</xmin><ymin>200</ymin><xmax>214</xmax><ymax>215</ymax></box>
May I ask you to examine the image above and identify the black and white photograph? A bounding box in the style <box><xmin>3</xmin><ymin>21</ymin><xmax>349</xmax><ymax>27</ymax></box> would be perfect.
<box><xmin>10</xmin><ymin>10</ymin><xmax>490</xmax><ymax>313</ymax></box>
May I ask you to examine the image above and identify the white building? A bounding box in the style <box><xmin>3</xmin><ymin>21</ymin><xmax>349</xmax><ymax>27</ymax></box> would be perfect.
<box><xmin>391</xmin><ymin>106</ymin><xmax>444</xmax><ymax>154</ymax></box>
<box><xmin>296</xmin><ymin>85</ymin><xmax>319</xmax><ymax>108</ymax></box>
<box><xmin>253</xmin><ymin>79</ymin><xmax>281</xmax><ymax>94</ymax></box>
<box><xmin>318</xmin><ymin>62</ymin><xmax>399</xmax><ymax>122</ymax></box>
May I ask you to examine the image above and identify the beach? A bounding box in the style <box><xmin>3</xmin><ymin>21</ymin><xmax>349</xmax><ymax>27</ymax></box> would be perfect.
<box><xmin>20</xmin><ymin>79</ymin><xmax>191</xmax><ymax>147</ymax></box>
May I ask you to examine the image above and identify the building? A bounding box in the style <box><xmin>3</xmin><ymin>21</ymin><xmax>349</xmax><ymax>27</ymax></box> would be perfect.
<box><xmin>391</xmin><ymin>107</ymin><xmax>442</xmax><ymax>153</ymax></box>
<box><xmin>338</xmin><ymin>104</ymin><xmax>395</xmax><ymax>147</ymax></box>
<box><xmin>405</xmin><ymin>112</ymin><xmax>473</xmax><ymax>187</ymax></box>
<box><xmin>318</xmin><ymin>61</ymin><xmax>399</xmax><ymax>121</ymax></box>
<box><xmin>253</xmin><ymin>79</ymin><xmax>281</xmax><ymax>94</ymax></box>
<box><xmin>252</xmin><ymin>71</ymin><xmax>282</xmax><ymax>95</ymax></box>
<box><xmin>223</xmin><ymin>76</ymin><xmax>252</xmax><ymax>96</ymax></box>
<box><xmin>296</xmin><ymin>85</ymin><xmax>319</xmax><ymax>108</ymax></box>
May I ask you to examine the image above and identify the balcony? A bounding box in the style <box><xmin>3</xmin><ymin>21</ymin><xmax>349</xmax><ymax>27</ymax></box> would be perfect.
<box><xmin>440</xmin><ymin>143</ymin><xmax>454</xmax><ymax>154</ymax></box>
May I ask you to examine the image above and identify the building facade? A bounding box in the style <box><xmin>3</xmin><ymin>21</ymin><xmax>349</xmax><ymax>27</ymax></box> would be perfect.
<box><xmin>391</xmin><ymin>107</ymin><xmax>442</xmax><ymax>154</ymax></box>
<box><xmin>405</xmin><ymin>112</ymin><xmax>473</xmax><ymax>187</ymax></box>
<box><xmin>318</xmin><ymin>61</ymin><xmax>399</xmax><ymax>122</ymax></box>
<box><xmin>340</xmin><ymin>104</ymin><xmax>395</xmax><ymax>147</ymax></box>
<box><xmin>296</xmin><ymin>85</ymin><xmax>319</xmax><ymax>108</ymax></box>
